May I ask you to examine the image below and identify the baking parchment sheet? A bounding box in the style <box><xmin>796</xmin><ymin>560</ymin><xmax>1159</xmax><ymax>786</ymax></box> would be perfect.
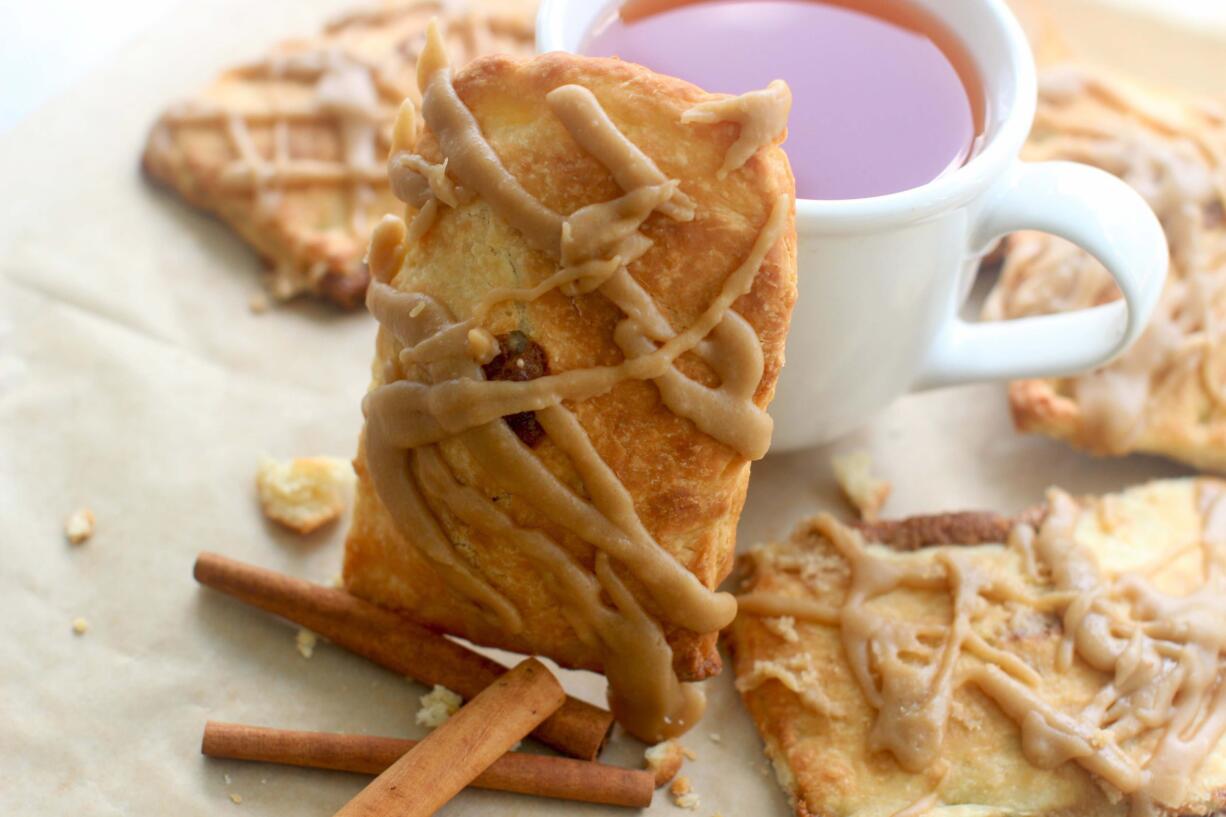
<box><xmin>0</xmin><ymin>0</ymin><xmax>1212</xmax><ymax>813</ymax></box>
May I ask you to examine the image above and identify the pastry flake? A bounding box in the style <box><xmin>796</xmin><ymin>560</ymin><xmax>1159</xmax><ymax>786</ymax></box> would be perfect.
<box><xmin>295</xmin><ymin>627</ymin><xmax>318</xmax><ymax>658</ymax></box>
<box><xmin>416</xmin><ymin>683</ymin><xmax>463</xmax><ymax>728</ymax></box>
<box><xmin>142</xmin><ymin>0</ymin><xmax>534</xmax><ymax>307</ymax></box>
<box><xmin>830</xmin><ymin>450</ymin><xmax>890</xmax><ymax>522</ymax></box>
<box><xmin>983</xmin><ymin>65</ymin><xmax>1226</xmax><ymax>470</ymax></box>
<box><xmin>64</xmin><ymin>507</ymin><xmax>96</xmax><ymax>545</ymax></box>
<box><xmin>728</xmin><ymin>478</ymin><xmax>1226</xmax><ymax>817</ymax></box>
<box><xmin>644</xmin><ymin>740</ymin><xmax>687</xmax><ymax>787</ymax></box>
<box><xmin>343</xmin><ymin>38</ymin><xmax>797</xmax><ymax>741</ymax></box>
<box><xmin>256</xmin><ymin>456</ymin><xmax>355</xmax><ymax>534</ymax></box>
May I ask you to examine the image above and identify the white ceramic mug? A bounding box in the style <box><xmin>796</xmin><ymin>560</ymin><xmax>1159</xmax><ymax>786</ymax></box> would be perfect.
<box><xmin>536</xmin><ymin>0</ymin><xmax>1169</xmax><ymax>451</ymax></box>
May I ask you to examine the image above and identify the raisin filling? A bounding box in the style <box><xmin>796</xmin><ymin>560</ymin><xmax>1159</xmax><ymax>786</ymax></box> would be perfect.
<box><xmin>481</xmin><ymin>330</ymin><xmax>549</xmax><ymax>447</ymax></box>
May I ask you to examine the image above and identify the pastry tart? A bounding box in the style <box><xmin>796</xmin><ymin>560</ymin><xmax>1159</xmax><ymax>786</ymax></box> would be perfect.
<box><xmin>983</xmin><ymin>65</ymin><xmax>1226</xmax><ymax>470</ymax></box>
<box><xmin>342</xmin><ymin>26</ymin><xmax>796</xmax><ymax>740</ymax></box>
<box><xmin>730</xmin><ymin>478</ymin><xmax>1226</xmax><ymax>816</ymax></box>
<box><xmin>142</xmin><ymin>0</ymin><xmax>534</xmax><ymax>306</ymax></box>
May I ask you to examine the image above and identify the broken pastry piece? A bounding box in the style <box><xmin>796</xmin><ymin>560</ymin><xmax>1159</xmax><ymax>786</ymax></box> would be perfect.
<box><xmin>729</xmin><ymin>478</ymin><xmax>1226</xmax><ymax>817</ymax></box>
<box><xmin>256</xmin><ymin>456</ymin><xmax>355</xmax><ymax>533</ymax></box>
<box><xmin>830</xmin><ymin>450</ymin><xmax>890</xmax><ymax>522</ymax></box>
<box><xmin>142</xmin><ymin>0</ymin><xmax>534</xmax><ymax>307</ymax></box>
<box><xmin>983</xmin><ymin>65</ymin><xmax>1226</xmax><ymax>471</ymax></box>
<box><xmin>343</xmin><ymin>27</ymin><xmax>796</xmax><ymax>741</ymax></box>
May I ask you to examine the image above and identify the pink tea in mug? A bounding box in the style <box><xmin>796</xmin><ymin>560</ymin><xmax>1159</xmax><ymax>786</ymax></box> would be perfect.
<box><xmin>583</xmin><ymin>0</ymin><xmax>985</xmax><ymax>200</ymax></box>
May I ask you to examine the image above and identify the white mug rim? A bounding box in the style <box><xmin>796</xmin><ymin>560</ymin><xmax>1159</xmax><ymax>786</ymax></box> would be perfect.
<box><xmin>535</xmin><ymin>0</ymin><xmax>1038</xmax><ymax>234</ymax></box>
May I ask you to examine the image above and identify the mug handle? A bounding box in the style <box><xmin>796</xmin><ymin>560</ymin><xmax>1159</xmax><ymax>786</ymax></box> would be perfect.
<box><xmin>915</xmin><ymin>160</ymin><xmax>1168</xmax><ymax>390</ymax></box>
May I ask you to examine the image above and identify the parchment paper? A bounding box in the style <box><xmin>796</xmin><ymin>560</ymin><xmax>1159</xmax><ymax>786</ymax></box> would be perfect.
<box><xmin>0</xmin><ymin>1</ymin><xmax>1214</xmax><ymax>814</ymax></box>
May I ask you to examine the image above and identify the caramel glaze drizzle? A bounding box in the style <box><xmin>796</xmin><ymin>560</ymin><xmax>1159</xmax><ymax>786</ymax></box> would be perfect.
<box><xmin>361</xmin><ymin>21</ymin><xmax>792</xmax><ymax>740</ymax></box>
<box><xmin>738</xmin><ymin>484</ymin><xmax>1226</xmax><ymax>815</ymax></box>
<box><xmin>682</xmin><ymin>80</ymin><xmax>792</xmax><ymax>179</ymax></box>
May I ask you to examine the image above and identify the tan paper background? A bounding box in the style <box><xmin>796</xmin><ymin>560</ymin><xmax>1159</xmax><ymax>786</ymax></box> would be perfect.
<box><xmin>0</xmin><ymin>1</ymin><xmax>1215</xmax><ymax>813</ymax></box>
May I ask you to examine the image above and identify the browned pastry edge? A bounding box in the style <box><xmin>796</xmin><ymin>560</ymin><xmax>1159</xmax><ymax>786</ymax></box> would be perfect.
<box><xmin>1007</xmin><ymin>377</ymin><xmax>1226</xmax><ymax>475</ymax></box>
<box><xmin>139</xmin><ymin>148</ymin><xmax>371</xmax><ymax>309</ymax></box>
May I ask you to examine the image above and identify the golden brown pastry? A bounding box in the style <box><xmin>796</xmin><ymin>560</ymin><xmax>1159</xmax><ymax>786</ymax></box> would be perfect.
<box><xmin>142</xmin><ymin>0</ymin><xmax>534</xmax><ymax>307</ymax></box>
<box><xmin>983</xmin><ymin>65</ymin><xmax>1226</xmax><ymax>470</ymax></box>
<box><xmin>729</xmin><ymin>478</ymin><xmax>1226</xmax><ymax>817</ymax></box>
<box><xmin>342</xmin><ymin>26</ymin><xmax>796</xmax><ymax>741</ymax></box>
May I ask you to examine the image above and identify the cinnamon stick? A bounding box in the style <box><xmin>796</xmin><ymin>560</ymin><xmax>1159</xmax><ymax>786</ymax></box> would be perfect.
<box><xmin>334</xmin><ymin>657</ymin><xmax>565</xmax><ymax>817</ymax></box>
<box><xmin>202</xmin><ymin>722</ymin><xmax>653</xmax><ymax>808</ymax></box>
<box><xmin>193</xmin><ymin>552</ymin><xmax>611</xmax><ymax>760</ymax></box>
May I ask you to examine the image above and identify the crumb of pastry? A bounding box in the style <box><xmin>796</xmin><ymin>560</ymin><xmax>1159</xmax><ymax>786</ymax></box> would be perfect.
<box><xmin>248</xmin><ymin>292</ymin><xmax>270</xmax><ymax>314</ymax></box>
<box><xmin>295</xmin><ymin>628</ymin><xmax>317</xmax><ymax>658</ymax></box>
<box><xmin>831</xmin><ymin>450</ymin><xmax>891</xmax><ymax>521</ymax></box>
<box><xmin>72</xmin><ymin>617</ymin><xmax>89</xmax><ymax>635</ymax></box>
<box><xmin>228</xmin><ymin>792</ymin><xmax>242</xmax><ymax>805</ymax></box>
<box><xmin>670</xmin><ymin>776</ymin><xmax>699</xmax><ymax>810</ymax></box>
<box><xmin>64</xmin><ymin>507</ymin><xmax>95</xmax><ymax>545</ymax></box>
<box><xmin>256</xmin><ymin>456</ymin><xmax>355</xmax><ymax>534</ymax></box>
<box><xmin>416</xmin><ymin>684</ymin><xmax>462</xmax><ymax>728</ymax></box>
<box><xmin>681</xmin><ymin>746</ymin><xmax>697</xmax><ymax>761</ymax></box>
<box><xmin>224</xmin><ymin>773</ymin><xmax>232</xmax><ymax>785</ymax></box>
<box><xmin>645</xmin><ymin>740</ymin><xmax>687</xmax><ymax>787</ymax></box>
<box><xmin>761</xmin><ymin>615</ymin><xmax>799</xmax><ymax>643</ymax></box>
<box><xmin>708</xmin><ymin>732</ymin><xmax>721</xmax><ymax>744</ymax></box>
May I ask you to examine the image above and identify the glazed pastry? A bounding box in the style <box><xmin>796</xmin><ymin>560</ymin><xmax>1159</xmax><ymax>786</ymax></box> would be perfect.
<box><xmin>343</xmin><ymin>26</ymin><xmax>796</xmax><ymax>741</ymax></box>
<box><xmin>983</xmin><ymin>65</ymin><xmax>1226</xmax><ymax>470</ymax></box>
<box><xmin>142</xmin><ymin>0</ymin><xmax>535</xmax><ymax>307</ymax></box>
<box><xmin>729</xmin><ymin>478</ymin><xmax>1226</xmax><ymax>817</ymax></box>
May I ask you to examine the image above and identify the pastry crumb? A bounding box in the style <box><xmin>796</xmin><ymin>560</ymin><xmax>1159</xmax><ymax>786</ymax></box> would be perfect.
<box><xmin>831</xmin><ymin>450</ymin><xmax>891</xmax><ymax>521</ymax></box>
<box><xmin>224</xmin><ymin>773</ymin><xmax>232</xmax><ymax>785</ymax></box>
<box><xmin>416</xmin><ymin>684</ymin><xmax>462</xmax><ymax>728</ymax></box>
<box><xmin>72</xmin><ymin>617</ymin><xmax>89</xmax><ymax>635</ymax></box>
<box><xmin>644</xmin><ymin>739</ymin><xmax>687</xmax><ymax>787</ymax></box>
<box><xmin>256</xmin><ymin>456</ymin><xmax>355</xmax><ymax>534</ymax></box>
<box><xmin>762</xmin><ymin>615</ymin><xmax>799</xmax><ymax>643</ymax></box>
<box><xmin>681</xmin><ymin>745</ymin><xmax>697</xmax><ymax>761</ymax></box>
<box><xmin>466</xmin><ymin>327</ymin><xmax>500</xmax><ymax>365</ymax></box>
<box><xmin>64</xmin><ymin>507</ymin><xmax>95</xmax><ymax>545</ymax></box>
<box><xmin>228</xmin><ymin>792</ymin><xmax>243</xmax><ymax>805</ymax></box>
<box><xmin>708</xmin><ymin>732</ymin><xmax>722</xmax><ymax>744</ymax></box>
<box><xmin>248</xmin><ymin>292</ymin><xmax>270</xmax><ymax>313</ymax></box>
<box><xmin>295</xmin><ymin>628</ymin><xmax>317</xmax><ymax>658</ymax></box>
<box><xmin>670</xmin><ymin>776</ymin><xmax>699</xmax><ymax>810</ymax></box>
